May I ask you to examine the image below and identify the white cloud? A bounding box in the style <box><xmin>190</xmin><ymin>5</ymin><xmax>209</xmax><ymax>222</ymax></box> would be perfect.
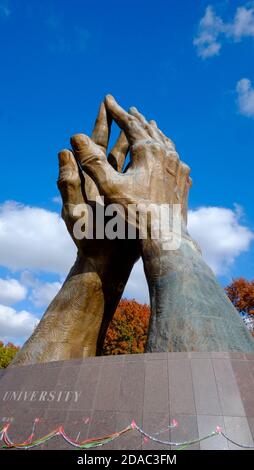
<box><xmin>30</xmin><ymin>280</ymin><xmax>62</xmax><ymax>308</ymax></box>
<box><xmin>228</xmin><ymin>5</ymin><xmax>254</xmax><ymax>40</ymax></box>
<box><xmin>123</xmin><ymin>206</ymin><xmax>254</xmax><ymax>302</ymax></box>
<box><xmin>188</xmin><ymin>206</ymin><xmax>254</xmax><ymax>275</ymax></box>
<box><xmin>0</xmin><ymin>278</ymin><xmax>27</xmax><ymax>305</ymax></box>
<box><xmin>0</xmin><ymin>200</ymin><xmax>253</xmax><ymax>312</ymax></box>
<box><xmin>0</xmin><ymin>304</ymin><xmax>39</xmax><ymax>343</ymax></box>
<box><xmin>194</xmin><ymin>6</ymin><xmax>223</xmax><ymax>58</ymax></box>
<box><xmin>0</xmin><ymin>201</ymin><xmax>76</xmax><ymax>275</ymax></box>
<box><xmin>194</xmin><ymin>4</ymin><xmax>254</xmax><ymax>58</ymax></box>
<box><xmin>20</xmin><ymin>271</ymin><xmax>62</xmax><ymax>307</ymax></box>
<box><xmin>236</xmin><ymin>78</ymin><xmax>254</xmax><ymax>117</ymax></box>
<box><xmin>123</xmin><ymin>259</ymin><xmax>149</xmax><ymax>304</ymax></box>
<box><xmin>0</xmin><ymin>1</ymin><xmax>10</xmax><ymax>18</ymax></box>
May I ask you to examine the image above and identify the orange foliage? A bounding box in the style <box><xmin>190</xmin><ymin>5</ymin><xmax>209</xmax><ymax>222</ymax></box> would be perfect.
<box><xmin>225</xmin><ymin>278</ymin><xmax>254</xmax><ymax>315</ymax></box>
<box><xmin>103</xmin><ymin>299</ymin><xmax>150</xmax><ymax>355</ymax></box>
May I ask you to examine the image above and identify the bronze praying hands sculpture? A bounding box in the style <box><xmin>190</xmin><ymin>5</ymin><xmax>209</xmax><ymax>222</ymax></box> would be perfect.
<box><xmin>12</xmin><ymin>96</ymin><xmax>254</xmax><ymax>366</ymax></box>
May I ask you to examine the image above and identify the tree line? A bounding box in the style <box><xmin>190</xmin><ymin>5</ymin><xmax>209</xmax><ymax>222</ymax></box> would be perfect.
<box><xmin>1</xmin><ymin>277</ymin><xmax>254</xmax><ymax>367</ymax></box>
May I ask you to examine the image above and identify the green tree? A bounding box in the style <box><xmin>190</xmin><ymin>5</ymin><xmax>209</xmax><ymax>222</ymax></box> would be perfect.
<box><xmin>0</xmin><ymin>342</ymin><xmax>20</xmax><ymax>368</ymax></box>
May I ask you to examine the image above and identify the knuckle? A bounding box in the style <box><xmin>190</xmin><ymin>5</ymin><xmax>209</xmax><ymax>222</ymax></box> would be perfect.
<box><xmin>57</xmin><ymin>176</ymin><xmax>67</xmax><ymax>189</ymax></box>
<box><xmin>71</xmin><ymin>133</ymin><xmax>90</xmax><ymax>151</ymax></box>
<box><xmin>128</xmin><ymin>117</ymin><xmax>140</xmax><ymax>131</ymax></box>
<box><xmin>166</xmin><ymin>138</ymin><xmax>176</xmax><ymax>150</ymax></box>
<box><xmin>148</xmin><ymin>140</ymin><xmax>165</xmax><ymax>154</ymax></box>
<box><xmin>167</xmin><ymin>150</ymin><xmax>179</xmax><ymax>163</ymax></box>
<box><xmin>57</xmin><ymin>172</ymin><xmax>79</xmax><ymax>191</ymax></box>
<box><xmin>127</xmin><ymin>114</ymin><xmax>135</xmax><ymax>123</ymax></box>
<box><xmin>181</xmin><ymin>162</ymin><xmax>191</xmax><ymax>175</ymax></box>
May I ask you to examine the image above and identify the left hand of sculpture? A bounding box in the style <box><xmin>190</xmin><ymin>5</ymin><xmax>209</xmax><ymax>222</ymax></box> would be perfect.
<box><xmin>11</xmin><ymin>102</ymin><xmax>139</xmax><ymax>366</ymax></box>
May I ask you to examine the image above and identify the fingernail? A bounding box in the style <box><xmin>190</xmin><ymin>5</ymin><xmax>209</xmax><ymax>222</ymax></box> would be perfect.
<box><xmin>70</xmin><ymin>134</ymin><xmax>88</xmax><ymax>151</ymax></box>
<box><xmin>105</xmin><ymin>94</ymin><xmax>116</xmax><ymax>106</ymax></box>
<box><xmin>58</xmin><ymin>149</ymin><xmax>71</xmax><ymax>164</ymax></box>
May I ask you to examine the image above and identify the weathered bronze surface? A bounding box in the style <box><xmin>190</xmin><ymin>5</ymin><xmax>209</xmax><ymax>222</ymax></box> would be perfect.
<box><xmin>12</xmin><ymin>96</ymin><xmax>254</xmax><ymax>365</ymax></box>
<box><xmin>70</xmin><ymin>95</ymin><xmax>254</xmax><ymax>353</ymax></box>
<box><xmin>12</xmin><ymin>103</ymin><xmax>139</xmax><ymax>365</ymax></box>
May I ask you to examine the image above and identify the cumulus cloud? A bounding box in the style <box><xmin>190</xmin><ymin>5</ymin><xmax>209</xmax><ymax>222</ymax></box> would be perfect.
<box><xmin>236</xmin><ymin>78</ymin><xmax>254</xmax><ymax>117</ymax></box>
<box><xmin>194</xmin><ymin>6</ymin><xmax>223</xmax><ymax>58</ymax></box>
<box><xmin>0</xmin><ymin>201</ymin><xmax>76</xmax><ymax>275</ymax></box>
<box><xmin>0</xmin><ymin>304</ymin><xmax>39</xmax><ymax>343</ymax></box>
<box><xmin>0</xmin><ymin>278</ymin><xmax>27</xmax><ymax>305</ymax></box>
<box><xmin>30</xmin><ymin>281</ymin><xmax>62</xmax><ymax>307</ymax></box>
<box><xmin>229</xmin><ymin>4</ymin><xmax>254</xmax><ymax>40</ymax></box>
<box><xmin>188</xmin><ymin>206</ymin><xmax>254</xmax><ymax>275</ymax></box>
<box><xmin>194</xmin><ymin>4</ymin><xmax>254</xmax><ymax>58</ymax></box>
<box><xmin>0</xmin><ymin>200</ymin><xmax>253</xmax><ymax>309</ymax></box>
<box><xmin>21</xmin><ymin>273</ymin><xmax>62</xmax><ymax>308</ymax></box>
<box><xmin>0</xmin><ymin>1</ymin><xmax>10</xmax><ymax>19</ymax></box>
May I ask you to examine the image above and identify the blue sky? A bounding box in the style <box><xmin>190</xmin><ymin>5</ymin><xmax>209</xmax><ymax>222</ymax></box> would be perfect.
<box><xmin>0</xmin><ymin>0</ymin><xmax>254</xmax><ymax>344</ymax></box>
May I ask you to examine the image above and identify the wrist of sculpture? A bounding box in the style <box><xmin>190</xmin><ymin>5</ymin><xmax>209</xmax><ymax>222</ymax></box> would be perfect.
<box><xmin>11</xmin><ymin>254</ymin><xmax>106</xmax><ymax>366</ymax></box>
<box><xmin>11</xmin><ymin>241</ymin><xmax>138</xmax><ymax>366</ymax></box>
<box><xmin>142</xmin><ymin>236</ymin><xmax>254</xmax><ymax>353</ymax></box>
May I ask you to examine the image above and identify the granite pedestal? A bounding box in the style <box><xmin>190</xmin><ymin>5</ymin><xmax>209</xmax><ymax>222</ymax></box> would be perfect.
<box><xmin>0</xmin><ymin>352</ymin><xmax>254</xmax><ymax>450</ymax></box>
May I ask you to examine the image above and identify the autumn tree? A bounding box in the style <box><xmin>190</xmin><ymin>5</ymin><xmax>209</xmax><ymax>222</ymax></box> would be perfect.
<box><xmin>0</xmin><ymin>300</ymin><xmax>150</xmax><ymax>364</ymax></box>
<box><xmin>225</xmin><ymin>278</ymin><xmax>254</xmax><ymax>315</ymax></box>
<box><xmin>0</xmin><ymin>342</ymin><xmax>20</xmax><ymax>368</ymax></box>
<box><xmin>103</xmin><ymin>299</ymin><xmax>150</xmax><ymax>355</ymax></box>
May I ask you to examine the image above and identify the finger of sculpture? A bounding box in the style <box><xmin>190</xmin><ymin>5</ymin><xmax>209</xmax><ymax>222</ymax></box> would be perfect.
<box><xmin>91</xmin><ymin>102</ymin><xmax>112</xmax><ymax>152</ymax></box>
<box><xmin>129</xmin><ymin>106</ymin><xmax>176</xmax><ymax>151</ymax></box>
<box><xmin>129</xmin><ymin>106</ymin><xmax>148</xmax><ymax>126</ymax></box>
<box><xmin>71</xmin><ymin>133</ymin><xmax>121</xmax><ymax>198</ymax></box>
<box><xmin>57</xmin><ymin>149</ymin><xmax>83</xmax><ymax>206</ymax></box>
<box><xmin>150</xmin><ymin>120</ymin><xmax>175</xmax><ymax>149</ymax></box>
<box><xmin>129</xmin><ymin>107</ymin><xmax>159</xmax><ymax>141</ymax></box>
<box><xmin>148</xmin><ymin>118</ymin><xmax>174</xmax><ymax>148</ymax></box>
<box><xmin>158</xmin><ymin>128</ymin><xmax>176</xmax><ymax>150</ymax></box>
<box><xmin>71</xmin><ymin>134</ymin><xmax>103</xmax><ymax>162</ymax></box>
<box><xmin>104</xmin><ymin>95</ymin><xmax>148</xmax><ymax>144</ymax></box>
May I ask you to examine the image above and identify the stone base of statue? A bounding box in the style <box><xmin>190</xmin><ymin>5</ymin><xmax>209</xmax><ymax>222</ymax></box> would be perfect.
<box><xmin>0</xmin><ymin>352</ymin><xmax>254</xmax><ymax>450</ymax></box>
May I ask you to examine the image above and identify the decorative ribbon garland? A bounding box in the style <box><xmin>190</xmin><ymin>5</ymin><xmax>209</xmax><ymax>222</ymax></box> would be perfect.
<box><xmin>0</xmin><ymin>419</ymin><xmax>254</xmax><ymax>450</ymax></box>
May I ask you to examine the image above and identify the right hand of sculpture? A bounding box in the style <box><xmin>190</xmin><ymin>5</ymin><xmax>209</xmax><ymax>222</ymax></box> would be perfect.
<box><xmin>70</xmin><ymin>95</ymin><xmax>194</xmax><ymax>249</ymax></box>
